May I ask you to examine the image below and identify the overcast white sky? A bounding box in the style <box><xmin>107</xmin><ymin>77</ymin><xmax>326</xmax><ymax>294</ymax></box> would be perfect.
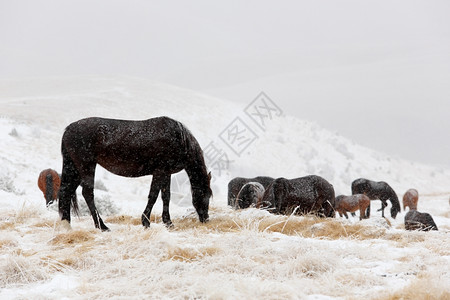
<box><xmin>1</xmin><ymin>0</ymin><xmax>449</xmax><ymax>167</ymax></box>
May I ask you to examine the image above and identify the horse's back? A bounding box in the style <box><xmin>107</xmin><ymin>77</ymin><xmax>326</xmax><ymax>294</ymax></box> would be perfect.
<box><xmin>62</xmin><ymin>116</ymin><xmax>190</xmax><ymax>177</ymax></box>
<box><xmin>336</xmin><ymin>194</ymin><xmax>367</xmax><ymax>211</ymax></box>
<box><xmin>403</xmin><ymin>189</ymin><xmax>419</xmax><ymax>210</ymax></box>
<box><xmin>270</xmin><ymin>175</ymin><xmax>334</xmax><ymax>216</ymax></box>
<box><xmin>405</xmin><ymin>210</ymin><xmax>438</xmax><ymax>231</ymax></box>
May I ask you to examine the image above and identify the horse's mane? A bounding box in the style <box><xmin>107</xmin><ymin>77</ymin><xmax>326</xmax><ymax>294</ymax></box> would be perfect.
<box><xmin>177</xmin><ymin>121</ymin><xmax>211</xmax><ymax>195</ymax></box>
<box><xmin>385</xmin><ymin>184</ymin><xmax>401</xmax><ymax>212</ymax></box>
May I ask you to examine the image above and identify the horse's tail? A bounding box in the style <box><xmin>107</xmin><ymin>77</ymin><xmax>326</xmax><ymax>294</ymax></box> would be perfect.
<box><xmin>316</xmin><ymin>176</ymin><xmax>335</xmax><ymax>217</ymax></box>
<box><xmin>59</xmin><ymin>141</ymin><xmax>80</xmax><ymax>217</ymax></box>
<box><xmin>273</xmin><ymin>178</ymin><xmax>289</xmax><ymax>214</ymax></box>
<box><xmin>45</xmin><ymin>173</ymin><xmax>54</xmax><ymax>204</ymax></box>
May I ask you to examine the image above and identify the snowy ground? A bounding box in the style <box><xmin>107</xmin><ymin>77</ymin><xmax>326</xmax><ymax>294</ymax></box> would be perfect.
<box><xmin>0</xmin><ymin>76</ymin><xmax>449</xmax><ymax>299</ymax></box>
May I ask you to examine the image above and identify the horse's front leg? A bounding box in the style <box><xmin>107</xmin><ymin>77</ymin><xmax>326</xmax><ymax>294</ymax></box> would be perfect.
<box><xmin>142</xmin><ymin>174</ymin><xmax>168</xmax><ymax>228</ymax></box>
<box><xmin>378</xmin><ymin>200</ymin><xmax>387</xmax><ymax>217</ymax></box>
<box><xmin>160</xmin><ymin>175</ymin><xmax>173</xmax><ymax>228</ymax></box>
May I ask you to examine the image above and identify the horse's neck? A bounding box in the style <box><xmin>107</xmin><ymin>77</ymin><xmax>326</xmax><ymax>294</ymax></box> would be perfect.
<box><xmin>186</xmin><ymin>168</ymin><xmax>208</xmax><ymax>190</ymax></box>
<box><xmin>185</xmin><ymin>152</ymin><xmax>209</xmax><ymax>191</ymax></box>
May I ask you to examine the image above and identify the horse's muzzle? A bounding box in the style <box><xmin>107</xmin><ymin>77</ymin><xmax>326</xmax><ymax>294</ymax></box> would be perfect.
<box><xmin>199</xmin><ymin>213</ymin><xmax>209</xmax><ymax>223</ymax></box>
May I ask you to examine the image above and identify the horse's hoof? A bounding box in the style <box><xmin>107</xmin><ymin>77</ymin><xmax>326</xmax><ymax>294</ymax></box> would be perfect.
<box><xmin>165</xmin><ymin>222</ymin><xmax>174</xmax><ymax>229</ymax></box>
<box><xmin>142</xmin><ymin>214</ymin><xmax>151</xmax><ymax>228</ymax></box>
<box><xmin>60</xmin><ymin>220</ymin><xmax>72</xmax><ymax>231</ymax></box>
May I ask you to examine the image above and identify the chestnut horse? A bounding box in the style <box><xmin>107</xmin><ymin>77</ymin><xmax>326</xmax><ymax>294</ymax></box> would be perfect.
<box><xmin>59</xmin><ymin>116</ymin><xmax>212</xmax><ymax>231</ymax></box>
<box><xmin>403</xmin><ymin>189</ymin><xmax>418</xmax><ymax>211</ymax></box>
<box><xmin>38</xmin><ymin>169</ymin><xmax>61</xmax><ymax>207</ymax></box>
<box><xmin>260</xmin><ymin>175</ymin><xmax>335</xmax><ymax>217</ymax></box>
<box><xmin>235</xmin><ymin>182</ymin><xmax>265</xmax><ymax>209</ymax></box>
<box><xmin>351</xmin><ymin>178</ymin><xmax>401</xmax><ymax>219</ymax></box>
<box><xmin>335</xmin><ymin>194</ymin><xmax>370</xmax><ymax>220</ymax></box>
<box><xmin>228</xmin><ymin>176</ymin><xmax>274</xmax><ymax>207</ymax></box>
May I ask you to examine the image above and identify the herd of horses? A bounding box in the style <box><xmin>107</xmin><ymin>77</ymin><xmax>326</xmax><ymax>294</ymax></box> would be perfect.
<box><xmin>38</xmin><ymin>116</ymin><xmax>439</xmax><ymax>233</ymax></box>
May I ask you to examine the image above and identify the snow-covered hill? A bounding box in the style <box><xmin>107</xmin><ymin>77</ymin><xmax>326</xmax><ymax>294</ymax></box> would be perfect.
<box><xmin>1</xmin><ymin>75</ymin><xmax>448</xmax><ymax>204</ymax></box>
<box><xmin>1</xmin><ymin>76</ymin><xmax>449</xmax><ymax>299</ymax></box>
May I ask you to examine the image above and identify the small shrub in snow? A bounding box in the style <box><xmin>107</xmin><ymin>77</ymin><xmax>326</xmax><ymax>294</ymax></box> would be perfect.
<box><xmin>94</xmin><ymin>180</ymin><xmax>108</xmax><ymax>191</ymax></box>
<box><xmin>0</xmin><ymin>176</ymin><xmax>24</xmax><ymax>195</ymax></box>
<box><xmin>8</xmin><ymin>128</ymin><xmax>19</xmax><ymax>137</ymax></box>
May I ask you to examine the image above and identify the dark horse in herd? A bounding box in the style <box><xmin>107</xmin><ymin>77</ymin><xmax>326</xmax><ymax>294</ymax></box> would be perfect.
<box><xmin>58</xmin><ymin>116</ymin><xmax>212</xmax><ymax>231</ymax></box>
<box><xmin>261</xmin><ymin>176</ymin><xmax>335</xmax><ymax>217</ymax></box>
<box><xmin>227</xmin><ymin>176</ymin><xmax>274</xmax><ymax>208</ymax></box>
<box><xmin>351</xmin><ymin>178</ymin><xmax>401</xmax><ymax>219</ymax></box>
<box><xmin>228</xmin><ymin>175</ymin><xmax>335</xmax><ymax>217</ymax></box>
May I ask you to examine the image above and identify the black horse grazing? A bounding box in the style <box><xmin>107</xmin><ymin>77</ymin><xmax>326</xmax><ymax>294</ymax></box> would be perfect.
<box><xmin>227</xmin><ymin>176</ymin><xmax>274</xmax><ymax>207</ymax></box>
<box><xmin>261</xmin><ymin>175</ymin><xmax>335</xmax><ymax>217</ymax></box>
<box><xmin>59</xmin><ymin>116</ymin><xmax>212</xmax><ymax>231</ymax></box>
<box><xmin>351</xmin><ymin>178</ymin><xmax>401</xmax><ymax>219</ymax></box>
<box><xmin>404</xmin><ymin>210</ymin><xmax>438</xmax><ymax>231</ymax></box>
<box><xmin>235</xmin><ymin>182</ymin><xmax>265</xmax><ymax>209</ymax></box>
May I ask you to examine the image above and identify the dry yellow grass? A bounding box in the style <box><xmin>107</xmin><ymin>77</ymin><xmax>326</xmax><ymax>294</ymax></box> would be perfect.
<box><xmin>163</xmin><ymin>246</ymin><xmax>221</xmax><ymax>262</ymax></box>
<box><xmin>173</xmin><ymin>212</ymin><xmax>390</xmax><ymax>240</ymax></box>
<box><xmin>0</xmin><ymin>221</ymin><xmax>15</xmax><ymax>231</ymax></box>
<box><xmin>379</xmin><ymin>273</ymin><xmax>450</xmax><ymax>300</ymax></box>
<box><xmin>0</xmin><ymin>237</ymin><xmax>18</xmax><ymax>249</ymax></box>
<box><xmin>176</xmin><ymin>215</ymin><xmax>243</xmax><ymax>233</ymax></box>
<box><xmin>31</xmin><ymin>220</ymin><xmax>55</xmax><ymax>228</ymax></box>
<box><xmin>384</xmin><ymin>232</ymin><xmax>426</xmax><ymax>247</ymax></box>
<box><xmin>50</xmin><ymin>229</ymin><xmax>96</xmax><ymax>245</ymax></box>
<box><xmin>105</xmin><ymin>215</ymin><xmax>142</xmax><ymax>225</ymax></box>
<box><xmin>13</xmin><ymin>202</ymin><xmax>42</xmax><ymax>224</ymax></box>
<box><xmin>105</xmin><ymin>214</ymin><xmax>163</xmax><ymax>226</ymax></box>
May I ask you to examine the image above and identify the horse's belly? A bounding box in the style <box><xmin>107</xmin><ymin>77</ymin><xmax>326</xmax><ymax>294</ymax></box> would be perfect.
<box><xmin>97</xmin><ymin>156</ymin><xmax>184</xmax><ymax>178</ymax></box>
<box><xmin>97</xmin><ymin>157</ymin><xmax>150</xmax><ymax>177</ymax></box>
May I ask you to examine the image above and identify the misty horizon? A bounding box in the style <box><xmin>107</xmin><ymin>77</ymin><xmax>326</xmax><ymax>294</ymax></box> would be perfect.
<box><xmin>1</xmin><ymin>0</ymin><xmax>449</xmax><ymax>167</ymax></box>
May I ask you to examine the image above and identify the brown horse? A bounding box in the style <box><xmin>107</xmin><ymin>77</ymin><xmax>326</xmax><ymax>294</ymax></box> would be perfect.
<box><xmin>335</xmin><ymin>194</ymin><xmax>370</xmax><ymax>220</ymax></box>
<box><xmin>59</xmin><ymin>116</ymin><xmax>212</xmax><ymax>231</ymax></box>
<box><xmin>38</xmin><ymin>169</ymin><xmax>61</xmax><ymax>207</ymax></box>
<box><xmin>403</xmin><ymin>189</ymin><xmax>418</xmax><ymax>211</ymax></box>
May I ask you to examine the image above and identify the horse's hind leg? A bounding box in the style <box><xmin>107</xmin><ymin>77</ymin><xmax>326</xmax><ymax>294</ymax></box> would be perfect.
<box><xmin>59</xmin><ymin>164</ymin><xmax>81</xmax><ymax>225</ymax></box>
<box><xmin>365</xmin><ymin>202</ymin><xmax>371</xmax><ymax>218</ymax></box>
<box><xmin>81</xmin><ymin>167</ymin><xmax>109</xmax><ymax>231</ymax></box>
<box><xmin>160</xmin><ymin>175</ymin><xmax>173</xmax><ymax>228</ymax></box>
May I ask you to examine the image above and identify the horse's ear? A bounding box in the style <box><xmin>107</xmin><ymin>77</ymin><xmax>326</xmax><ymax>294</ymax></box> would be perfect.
<box><xmin>208</xmin><ymin>171</ymin><xmax>212</xmax><ymax>181</ymax></box>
